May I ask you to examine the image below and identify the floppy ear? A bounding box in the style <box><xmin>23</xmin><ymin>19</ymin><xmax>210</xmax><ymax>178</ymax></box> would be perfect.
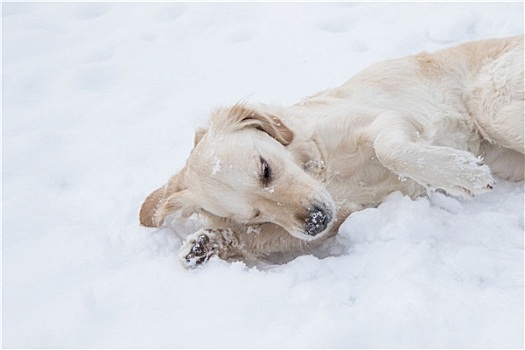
<box><xmin>236</xmin><ymin>106</ymin><xmax>294</xmax><ymax>145</ymax></box>
<box><xmin>140</xmin><ymin>186</ymin><xmax>167</xmax><ymax>227</ymax></box>
<box><xmin>215</xmin><ymin>104</ymin><xmax>294</xmax><ymax>145</ymax></box>
<box><xmin>139</xmin><ymin>172</ymin><xmax>199</xmax><ymax>227</ymax></box>
<box><xmin>239</xmin><ymin>111</ymin><xmax>294</xmax><ymax>145</ymax></box>
<box><xmin>140</xmin><ymin>126</ymin><xmax>207</xmax><ymax>228</ymax></box>
<box><xmin>140</xmin><ymin>189</ymin><xmax>200</xmax><ymax>227</ymax></box>
<box><xmin>154</xmin><ymin>189</ymin><xmax>200</xmax><ymax>225</ymax></box>
<box><xmin>140</xmin><ymin>170</ymin><xmax>188</xmax><ymax>227</ymax></box>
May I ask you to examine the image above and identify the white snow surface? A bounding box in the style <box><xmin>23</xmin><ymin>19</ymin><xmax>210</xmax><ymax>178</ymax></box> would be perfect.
<box><xmin>3</xmin><ymin>2</ymin><xmax>524</xmax><ymax>348</ymax></box>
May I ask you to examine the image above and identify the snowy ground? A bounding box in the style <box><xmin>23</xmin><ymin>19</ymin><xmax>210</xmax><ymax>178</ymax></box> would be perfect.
<box><xmin>2</xmin><ymin>2</ymin><xmax>524</xmax><ymax>348</ymax></box>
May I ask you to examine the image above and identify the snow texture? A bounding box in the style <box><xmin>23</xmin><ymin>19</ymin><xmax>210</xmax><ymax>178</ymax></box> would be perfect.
<box><xmin>3</xmin><ymin>2</ymin><xmax>524</xmax><ymax>348</ymax></box>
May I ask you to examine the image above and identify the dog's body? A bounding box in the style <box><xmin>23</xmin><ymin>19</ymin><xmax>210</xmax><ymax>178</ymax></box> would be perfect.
<box><xmin>141</xmin><ymin>36</ymin><xmax>524</xmax><ymax>268</ymax></box>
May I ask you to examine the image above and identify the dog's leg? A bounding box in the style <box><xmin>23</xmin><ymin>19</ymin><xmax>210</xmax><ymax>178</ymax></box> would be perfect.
<box><xmin>468</xmin><ymin>39</ymin><xmax>524</xmax><ymax>154</ymax></box>
<box><xmin>179</xmin><ymin>228</ymin><xmax>241</xmax><ymax>268</ymax></box>
<box><xmin>371</xmin><ymin>111</ymin><xmax>495</xmax><ymax>198</ymax></box>
<box><xmin>178</xmin><ymin>223</ymin><xmax>332</xmax><ymax>268</ymax></box>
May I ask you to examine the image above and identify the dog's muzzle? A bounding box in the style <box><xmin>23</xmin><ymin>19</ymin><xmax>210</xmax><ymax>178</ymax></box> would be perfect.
<box><xmin>304</xmin><ymin>203</ymin><xmax>332</xmax><ymax>236</ymax></box>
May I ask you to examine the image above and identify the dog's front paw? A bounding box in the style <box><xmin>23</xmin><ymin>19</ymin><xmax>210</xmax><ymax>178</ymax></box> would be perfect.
<box><xmin>460</xmin><ymin>157</ymin><xmax>495</xmax><ymax>195</ymax></box>
<box><xmin>179</xmin><ymin>229</ymin><xmax>219</xmax><ymax>268</ymax></box>
<box><xmin>447</xmin><ymin>156</ymin><xmax>495</xmax><ymax>198</ymax></box>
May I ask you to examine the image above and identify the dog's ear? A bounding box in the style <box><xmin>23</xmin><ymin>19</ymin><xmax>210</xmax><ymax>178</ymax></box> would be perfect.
<box><xmin>140</xmin><ymin>186</ymin><xmax>167</xmax><ymax>227</ymax></box>
<box><xmin>153</xmin><ymin>189</ymin><xmax>200</xmax><ymax>226</ymax></box>
<box><xmin>214</xmin><ymin>104</ymin><xmax>294</xmax><ymax>145</ymax></box>
<box><xmin>239</xmin><ymin>111</ymin><xmax>294</xmax><ymax>145</ymax></box>
<box><xmin>139</xmin><ymin>168</ymin><xmax>198</xmax><ymax>227</ymax></box>
<box><xmin>140</xmin><ymin>127</ymin><xmax>208</xmax><ymax>227</ymax></box>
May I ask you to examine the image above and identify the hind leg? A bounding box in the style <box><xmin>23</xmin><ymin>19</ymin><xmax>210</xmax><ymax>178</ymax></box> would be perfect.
<box><xmin>475</xmin><ymin>101</ymin><xmax>524</xmax><ymax>154</ymax></box>
<box><xmin>469</xmin><ymin>40</ymin><xmax>524</xmax><ymax>154</ymax></box>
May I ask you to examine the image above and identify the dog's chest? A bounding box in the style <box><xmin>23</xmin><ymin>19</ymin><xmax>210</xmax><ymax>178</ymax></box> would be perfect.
<box><xmin>309</xmin><ymin>125</ymin><xmax>427</xmax><ymax>207</ymax></box>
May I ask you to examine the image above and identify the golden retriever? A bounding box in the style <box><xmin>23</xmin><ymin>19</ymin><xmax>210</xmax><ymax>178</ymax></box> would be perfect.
<box><xmin>140</xmin><ymin>36</ymin><xmax>524</xmax><ymax>268</ymax></box>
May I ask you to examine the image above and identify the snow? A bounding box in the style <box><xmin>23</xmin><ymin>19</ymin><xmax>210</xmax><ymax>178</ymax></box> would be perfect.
<box><xmin>2</xmin><ymin>2</ymin><xmax>523</xmax><ymax>348</ymax></box>
<box><xmin>212</xmin><ymin>156</ymin><xmax>222</xmax><ymax>175</ymax></box>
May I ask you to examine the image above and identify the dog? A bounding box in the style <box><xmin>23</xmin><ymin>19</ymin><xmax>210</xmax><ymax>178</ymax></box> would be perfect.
<box><xmin>140</xmin><ymin>36</ymin><xmax>524</xmax><ymax>268</ymax></box>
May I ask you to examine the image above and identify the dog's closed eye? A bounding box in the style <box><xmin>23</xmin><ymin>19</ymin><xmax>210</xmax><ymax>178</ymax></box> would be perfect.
<box><xmin>259</xmin><ymin>157</ymin><xmax>272</xmax><ymax>186</ymax></box>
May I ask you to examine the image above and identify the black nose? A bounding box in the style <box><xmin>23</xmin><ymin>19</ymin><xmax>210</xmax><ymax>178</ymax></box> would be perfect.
<box><xmin>304</xmin><ymin>204</ymin><xmax>332</xmax><ymax>236</ymax></box>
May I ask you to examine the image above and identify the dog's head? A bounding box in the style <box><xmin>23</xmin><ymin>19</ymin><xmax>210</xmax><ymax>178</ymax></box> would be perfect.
<box><xmin>140</xmin><ymin>103</ymin><xmax>335</xmax><ymax>241</ymax></box>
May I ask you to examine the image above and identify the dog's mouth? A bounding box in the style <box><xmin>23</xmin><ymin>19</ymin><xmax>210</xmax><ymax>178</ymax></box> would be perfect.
<box><xmin>244</xmin><ymin>200</ymin><xmax>334</xmax><ymax>241</ymax></box>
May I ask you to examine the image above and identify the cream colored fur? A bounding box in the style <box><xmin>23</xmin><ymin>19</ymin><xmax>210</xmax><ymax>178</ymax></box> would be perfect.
<box><xmin>140</xmin><ymin>36</ymin><xmax>524</xmax><ymax>268</ymax></box>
